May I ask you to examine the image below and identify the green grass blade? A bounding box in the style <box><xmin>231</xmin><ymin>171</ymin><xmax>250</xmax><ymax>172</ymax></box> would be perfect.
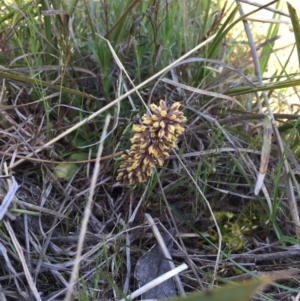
<box><xmin>287</xmin><ymin>2</ymin><xmax>300</xmax><ymax>69</ymax></box>
<box><xmin>0</xmin><ymin>70</ymin><xmax>96</xmax><ymax>100</ymax></box>
<box><xmin>167</xmin><ymin>276</ymin><xmax>272</xmax><ymax>301</ymax></box>
<box><xmin>40</xmin><ymin>0</ymin><xmax>53</xmax><ymax>66</ymax></box>
<box><xmin>227</xmin><ymin>78</ymin><xmax>300</xmax><ymax>95</ymax></box>
<box><xmin>207</xmin><ymin>0</ymin><xmax>278</xmax><ymax>59</ymax></box>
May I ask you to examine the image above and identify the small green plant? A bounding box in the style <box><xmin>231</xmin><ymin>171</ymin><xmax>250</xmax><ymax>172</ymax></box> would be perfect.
<box><xmin>208</xmin><ymin>205</ymin><xmax>267</xmax><ymax>251</ymax></box>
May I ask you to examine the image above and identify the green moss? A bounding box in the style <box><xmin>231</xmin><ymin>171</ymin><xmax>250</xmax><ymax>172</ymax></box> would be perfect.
<box><xmin>208</xmin><ymin>204</ymin><xmax>268</xmax><ymax>251</ymax></box>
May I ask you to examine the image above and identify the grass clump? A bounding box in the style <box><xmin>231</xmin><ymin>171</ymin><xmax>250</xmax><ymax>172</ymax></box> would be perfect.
<box><xmin>0</xmin><ymin>0</ymin><xmax>300</xmax><ymax>301</ymax></box>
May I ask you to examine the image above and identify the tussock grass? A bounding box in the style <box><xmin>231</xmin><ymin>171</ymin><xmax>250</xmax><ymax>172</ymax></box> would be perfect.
<box><xmin>0</xmin><ymin>0</ymin><xmax>300</xmax><ymax>300</ymax></box>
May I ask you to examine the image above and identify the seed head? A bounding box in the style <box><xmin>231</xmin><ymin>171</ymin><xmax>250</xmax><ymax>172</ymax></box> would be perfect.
<box><xmin>116</xmin><ymin>100</ymin><xmax>186</xmax><ymax>184</ymax></box>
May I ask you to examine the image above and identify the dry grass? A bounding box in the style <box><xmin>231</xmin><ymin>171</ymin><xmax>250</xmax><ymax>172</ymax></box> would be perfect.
<box><xmin>0</xmin><ymin>1</ymin><xmax>300</xmax><ymax>301</ymax></box>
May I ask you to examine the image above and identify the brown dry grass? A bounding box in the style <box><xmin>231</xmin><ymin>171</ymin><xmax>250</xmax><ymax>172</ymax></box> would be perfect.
<box><xmin>0</xmin><ymin>1</ymin><xmax>300</xmax><ymax>301</ymax></box>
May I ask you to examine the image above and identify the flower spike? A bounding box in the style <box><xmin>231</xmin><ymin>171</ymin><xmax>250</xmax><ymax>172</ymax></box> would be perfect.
<box><xmin>117</xmin><ymin>100</ymin><xmax>186</xmax><ymax>184</ymax></box>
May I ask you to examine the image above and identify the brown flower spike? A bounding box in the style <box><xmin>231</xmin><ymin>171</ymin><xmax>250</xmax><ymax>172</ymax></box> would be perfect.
<box><xmin>117</xmin><ymin>100</ymin><xmax>186</xmax><ymax>185</ymax></box>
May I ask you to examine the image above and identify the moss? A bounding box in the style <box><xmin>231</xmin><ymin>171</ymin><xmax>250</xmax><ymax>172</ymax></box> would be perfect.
<box><xmin>208</xmin><ymin>205</ymin><xmax>268</xmax><ymax>251</ymax></box>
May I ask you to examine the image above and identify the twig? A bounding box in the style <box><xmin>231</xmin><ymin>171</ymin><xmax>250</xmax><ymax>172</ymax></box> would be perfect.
<box><xmin>145</xmin><ymin>213</ymin><xmax>186</xmax><ymax>296</ymax></box>
<box><xmin>128</xmin><ymin>182</ymin><xmax>150</xmax><ymax>224</ymax></box>
<box><xmin>122</xmin><ymin>223</ymin><xmax>131</xmax><ymax>295</ymax></box>
<box><xmin>186</xmin><ymin>113</ymin><xmax>300</xmax><ymax>132</ymax></box>
<box><xmin>64</xmin><ymin>115</ymin><xmax>111</xmax><ymax>301</ymax></box>
<box><xmin>172</xmin><ymin>152</ymin><xmax>223</xmax><ymax>289</ymax></box>
<box><xmin>237</xmin><ymin>0</ymin><xmax>290</xmax><ymax>18</ymax></box>
<box><xmin>4</xmin><ymin>220</ymin><xmax>42</xmax><ymax>301</ymax></box>
<box><xmin>120</xmin><ymin>263</ymin><xmax>188</xmax><ymax>301</ymax></box>
<box><xmin>0</xmin><ymin>176</ymin><xmax>18</xmax><ymax>220</ymax></box>
<box><xmin>157</xmin><ymin>178</ymin><xmax>204</xmax><ymax>290</ymax></box>
<box><xmin>230</xmin><ymin>249</ymin><xmax>300</xmax><ymax>262</ymax></box>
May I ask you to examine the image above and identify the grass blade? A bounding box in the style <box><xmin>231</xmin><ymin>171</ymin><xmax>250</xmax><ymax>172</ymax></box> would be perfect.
<box><xmin>287</xmin><ymin>2</ymin><xmax>300</xmax><ymax>69</ymax></box>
